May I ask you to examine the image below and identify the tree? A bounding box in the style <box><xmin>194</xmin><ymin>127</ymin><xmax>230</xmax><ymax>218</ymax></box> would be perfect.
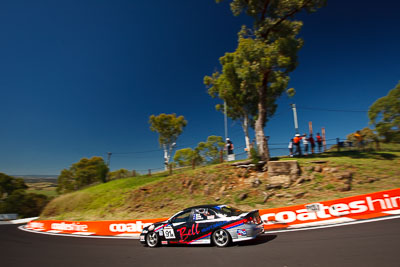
<box><xmin>57</xmin><ymin>157</ymin><xmax>109</xmax><ymax>194</ymax></box>
<box><xmin>216</xmin><ymin>0</ymin><xmax>326</xmax><ymax>160</ymax></box>
<box><xmin>347</xmin><ymin>127</ymin><xmax>378</xmax><ymax>143</ymax></box>
<box><xmin>197</xmin><ymin>136</ymin><xmax>225</xmax><ymax>164</ymax></box>
<box><xmin>71</xmin><ymin>157</ymin><xmax>109</xmax><ymax>187</ymax></box>
<box><xmin>0</xmin><ymin>173</ymin><xmax>49</xmax><ymax>218</ymax></box>
<box><xmin>0</xmin><ymin>173</ymin><xmax>27</xmax><ymax>197</ymax></box>
<box><xmin>149</xmin><ymin>113</ymin><xmax>187</xmax><ymax>170</ymax></box>
<box><xmin>205</xmin><ymin>39</ymin><xmax>296</xmax><ymax>157</ymax></box>
<box><xmin>5</xmin><ymin>190</ymin><xmax>48</xmax><ymax>218</ymax></box>
<box><xmin>205</xmin><ymin>51</ymin><xmax>258</xmax><ymax>156</ymax></box>
<box><xmin>109</xmin><ymin>169</ymin><xmax>131</xmax><ymax>180</ymax></box>
<box><xmin>56</xmin><ymin>169</ymin><xmax>75</xmax><ymax>193</ymax></box>
<box><xmin>368</xmin><ymin>81</ymin><xmax>400</xmax><ymax>142</ymax></box>
<box><xmin>173</xmin><ymin>148</ymin><xmax>203</xmax><ymax>167</ymax></box>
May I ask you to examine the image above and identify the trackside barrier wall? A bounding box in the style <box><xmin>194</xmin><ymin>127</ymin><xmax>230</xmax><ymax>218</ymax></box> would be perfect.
<box><xmin>259</xmin><ymin>188</ymin><xmax>400</xmax><ymax>230</ymax></box>
<box><xmin>25</xmin><ymin>188</ymin><xmax>400</xmax><ymax>236</ymax></box>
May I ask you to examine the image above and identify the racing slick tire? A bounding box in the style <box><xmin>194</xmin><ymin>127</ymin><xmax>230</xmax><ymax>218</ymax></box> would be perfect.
<box><xmin>145</xmin><ymin>231</ymin><xmax>160</xmax><ymax>248</ymax></box>
<box><xmin>212</xmin><ymin>229</ymin><xmax>231</xmax><ymax>247</ymax></box>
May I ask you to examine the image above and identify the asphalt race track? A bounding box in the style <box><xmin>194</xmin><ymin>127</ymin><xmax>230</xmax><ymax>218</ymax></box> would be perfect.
<box><xmin>1</xmin><ymin>218</ymin><xmax>399</xmax><ymax>267</ymax></box>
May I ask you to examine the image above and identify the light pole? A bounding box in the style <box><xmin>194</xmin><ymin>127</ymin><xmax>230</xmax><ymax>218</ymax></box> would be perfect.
<box><xmin>224</xmin><ymin>101</ymin><xmax>228</xmax><ymax>141</ymax></box>
<box><xmin>224</xmin><ymin>101</ymin><xmax>228</xmax><ymax>159</ymax></box>
<box><xmin>291</xmin><ymin>103</ymin><xmax>299</xmax><ymax>134</ymax></box>
<box><xmin>107</xmin><ymin>152</ymin><xmax>112</xmax><ymax>167</ymax></box>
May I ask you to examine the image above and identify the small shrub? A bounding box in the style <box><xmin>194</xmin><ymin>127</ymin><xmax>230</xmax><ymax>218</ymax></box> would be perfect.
<box><xmin>325</xmin><ymin>184</ymin><xmax>335</xmax><ymax>190</ymax></box>
<box><xmin>314</xmin><ymin>173</ymin><xmax>324</xmax><ymax>183</ymax></box>
<box><xmin>250</xmin><ymin>147</ymin><xmax>261</xmax><ymax>164</ymax></box>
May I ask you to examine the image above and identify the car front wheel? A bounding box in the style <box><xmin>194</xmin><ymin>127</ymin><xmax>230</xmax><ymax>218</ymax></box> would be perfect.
<box><xmin>212</xmin><ymin>229</ymin><xmax>231</xmax><ymax>247</ymax></box>
<box><xmin>146</xmin><ymin>232</ymin><xmax>160</xmax><ymax>248</ymax></box>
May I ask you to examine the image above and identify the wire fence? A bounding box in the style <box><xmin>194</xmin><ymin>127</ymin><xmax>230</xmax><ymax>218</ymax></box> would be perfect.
<box><xmin>109</xmin><ymin>139</ymin><xmax>400</xmax><ymax>178</ymax></box>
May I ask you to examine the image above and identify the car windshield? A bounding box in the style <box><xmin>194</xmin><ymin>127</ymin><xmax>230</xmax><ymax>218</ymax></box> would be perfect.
<box><xmin>170</xmin><ymin>210</ymin><xmax>192</xmax><ymax>223</ymax></box>
<box><xmin>216</xmin><ymin>206</ymin><xmax>244</xmax><ymax>217</ymax></box>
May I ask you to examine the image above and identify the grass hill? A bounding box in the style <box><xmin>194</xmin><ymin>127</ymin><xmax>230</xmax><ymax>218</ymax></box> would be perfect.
<box><xmin>40</xmin><ymin>149</ymin><xmax>400</xmax><ymax>221</ymax></box>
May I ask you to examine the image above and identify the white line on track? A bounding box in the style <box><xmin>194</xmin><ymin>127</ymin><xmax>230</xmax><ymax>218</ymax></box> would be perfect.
<box><xmin>18</xmin><ymin>226</ymin><xmax>140</xmax><ymax>239</ymax></box>
<box><xmin>17</xmin><ymin>214</ymin><xmax>400</xmax><ymax>239</ymax></box>
<box><xmin>264</xmin><ymin>215</ymin><xmax>400</xmax><ymax>234</ymax></box>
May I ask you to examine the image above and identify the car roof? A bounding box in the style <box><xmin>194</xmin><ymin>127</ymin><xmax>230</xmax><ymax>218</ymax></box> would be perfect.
<box><xmin>183</xmin><ymin>204</ymin><xmax>224</xmax><ymax>211</ymax></box>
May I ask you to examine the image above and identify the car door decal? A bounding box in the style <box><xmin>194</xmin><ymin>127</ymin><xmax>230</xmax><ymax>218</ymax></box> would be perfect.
<box><xmin>176</xmin><ymin>223</ymin><xmax>199</xmax><ymax>242</ymax></box>
<box><xmin>163</xmin><ymin>226</ymin><xmax>176</xmax><ymax>239</ymax></box>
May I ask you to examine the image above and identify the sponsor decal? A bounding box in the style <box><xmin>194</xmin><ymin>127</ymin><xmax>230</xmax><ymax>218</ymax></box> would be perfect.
<box><xmin>306</xmin><ymin>203</ymin><xmax>321</xmax><ymax>212</ymax></box>
<box><xmin>140</xmin><ymin>235</ymin><xmax>145</xmax><ymax>241</ymax></box>
<box><xmin>109</xmin><ymin>222</ymin><xmax>152</xmax><ymax>233</ymax></box>
<box><xmin>51</xmin><ymin>222</ymin><xmax>88</xmax><ymax>232</ymax></box>
<box><xmin>261</xmin><ymin>191</ymin><xmax>400</xmax><ymax>226</ymax></box>
<box><xmin>201</xmin><ymin>221</ymin><xmax>225</xmax><ymax>233</ymax></box>
<box><xmin>237</xmin><ymin>229</ymin><xmax>247</xmax><ymax>236</ymax></box>
<box><xmin>29</xmin><ymin>222</ymin><xmax>44</xmax><ymax>229</ymax></box>
<box><xmin>193</xmin><ymin>214</ymin><xmax>203</xmax><ymax>221</ymax></box>
<box><xmin>187</xmin><ymin>232</ymin><xmax>212</xmax><ymax>244</ymax></box>
<box><xmin>161</xmin><ymin>241</ymin><xmax>168</xmax><ymax>245</ymax></box>
<box><xmin>177</xmin><ymin>224</ymin><xmax>200</xmax><ymax>242</ymax></box>
<box><xmin>163</xmin><ymin>226</ymin><xmax>175</xmax><ymax>239</ymax></box>
<box><xmin>154</xmin><ymin>224</ymin><xmax>167</xmax><ymax>232</ymax></box>
<box><xmin>222</xmin><ymin>220</ymin><xmax>245</xmax><ymax>230</ymax></box>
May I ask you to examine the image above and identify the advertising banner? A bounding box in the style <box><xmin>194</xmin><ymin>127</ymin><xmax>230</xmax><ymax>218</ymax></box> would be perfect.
<box><xmin>259</xmin><ymin>188</ymin><xmax>400</xmax><ymax>230</ymax></box>
<box><xmin>26</xmin><ymin>188</ymin><xmax>400</xmax><ymax>236</ymax></box>
<box><xmin>26</xmin><ymin>218</ymin><xmax>168</xmax><ymax>236</ymax></box>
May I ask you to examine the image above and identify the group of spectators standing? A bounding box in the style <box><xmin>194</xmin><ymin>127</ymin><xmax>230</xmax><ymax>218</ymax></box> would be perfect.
<box><xmin>288</xmin><ymin>133</ymin><xmax>323</xmax><ymax>157</ymax></box>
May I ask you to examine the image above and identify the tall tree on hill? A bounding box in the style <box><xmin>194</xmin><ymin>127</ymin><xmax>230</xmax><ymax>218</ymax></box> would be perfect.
<box><xmin>205</xmin><ymin>39</ymin><xmax>296</xmax><ymax>157</ymax></box>
<box><xmin>205</xmin><ymin>51</ymin><xmax>258</xmax><ymax>157</ymax></box>
<box><xmin>368</xmin><ymin>81</ymin><xmax>400</xmax><ymax>142</ymax></box>
<box><xmin>57</xmin><ymin>157</ymin><xmax>109</xmax><ymax>194</ymax></box>
<box><xmin>149</xmin><ymin>113</ymin><xmax>187</xmax><ymax>170</ymax></box>
<box><xmin>215</xmin><ymin>0</ymin><xmax>326</xmax><ymax>161</ymax></box>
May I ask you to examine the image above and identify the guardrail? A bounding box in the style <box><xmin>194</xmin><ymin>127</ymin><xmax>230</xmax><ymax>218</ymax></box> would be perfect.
<box><xmin>0</xmin><ymin>214</ymin><xmax>18</xmax><ymax>221</ymax></box>
<box><xmin>24</xmin><ymin>188</ymin><xmax>400</xmax><ymax>237</ymax></box>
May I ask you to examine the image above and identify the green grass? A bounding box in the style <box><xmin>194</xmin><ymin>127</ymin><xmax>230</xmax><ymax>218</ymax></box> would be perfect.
<box><xmin>26</xmin><ymin>182</ymin><xmax>58</xmax><ymax>198</ymax></box>
<box><xmin>27</xmin><ymin>189</ymin><xmax>58</xmax><ymax>198</ymax></box>
<box><xmin>40</xmin><ymin>147</ymin><xmax>400</xmax><ymax>221</ymax></box>
<box><xmin>41</xmin><ymin>174</ymin><xmax>166</xmax><ymax>220</ymax></box>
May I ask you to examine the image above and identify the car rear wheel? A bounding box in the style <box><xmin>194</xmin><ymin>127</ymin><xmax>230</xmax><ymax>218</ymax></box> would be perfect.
<box><xmin>212</xmin><ymin>229</ymin><xmax>231</xmax><ymax>247</ymax></box>
<box><xmin>146</xmin><ymin>232</ymin><xmax>160</xmax><ymax>248</ymax></box>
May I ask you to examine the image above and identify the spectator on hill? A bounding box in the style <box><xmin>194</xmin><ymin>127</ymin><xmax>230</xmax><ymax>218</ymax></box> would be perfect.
<box><xmin>288</xmin><ymin>139</ymin><xmax>294</xmax><ymax>157</ymax></box>
<box><xmin>302</xmin><ymin>134</ymin><xmax>309</xmax><ymax>155</ymax></box>
<box><xmin>316</xmin><ymin>133</ymin><xmax>323</xmax><ymax>153</ymax></box>
<box><xmin>293</xmin><ymin>134</ymin><xmax>302</xmax><ymax>156</ymax></box>
<box><xmin>309</xmin><ymin>134</ymin><xmax>316</xmax><ymax>154</ymax></box>
<box><xmin>226</xmin><ymin>138</ymin><xmax>235</xmax><ymax>161</ymax></box>
<box><xmin>354</xmin><ymin>130</ymin><xmax>364</xmax><ymax>150</ymax></box>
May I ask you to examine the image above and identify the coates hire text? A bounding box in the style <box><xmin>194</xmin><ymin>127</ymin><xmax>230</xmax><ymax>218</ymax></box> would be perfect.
<box><xmin>261</xmin><ymin>194</ymin><xmax>400</xmax><ymax>224</ymax></box>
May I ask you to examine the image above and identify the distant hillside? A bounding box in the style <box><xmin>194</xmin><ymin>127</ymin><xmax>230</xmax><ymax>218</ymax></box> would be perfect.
<box><xmin>14</xmin><ymin>175</ymin><xmax>58</xmax><ymax>183</ymax></box>
<box><xmin>40</xmin><ymin>149</ymin><xmax>400</xmax><ymax>221</ymax></box>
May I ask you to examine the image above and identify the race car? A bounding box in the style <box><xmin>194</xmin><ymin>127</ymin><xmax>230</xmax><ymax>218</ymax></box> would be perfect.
<box><xmin>140</xmin><ymin>204</ymin><xmax>264</xmax><ymax>247</ymax></box>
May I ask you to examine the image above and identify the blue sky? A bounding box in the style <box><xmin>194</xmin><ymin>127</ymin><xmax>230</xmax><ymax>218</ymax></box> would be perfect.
<box><xmin>1</xmin><ymin>0</ymin><xmax>399</xmax><ymax>175</ymax></box>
